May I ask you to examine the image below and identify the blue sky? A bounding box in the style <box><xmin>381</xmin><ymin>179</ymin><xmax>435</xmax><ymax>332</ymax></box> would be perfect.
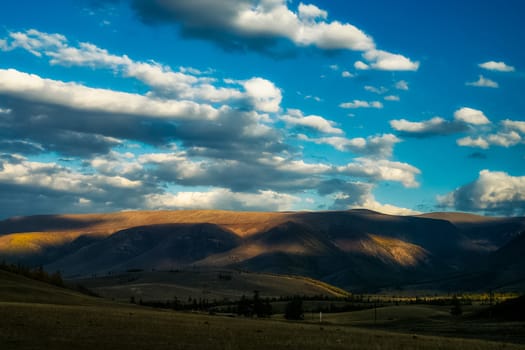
<box><xmin>0</xmin><ymin>0</ymin><xmax>524</xmax><ymax>218</ymax></box>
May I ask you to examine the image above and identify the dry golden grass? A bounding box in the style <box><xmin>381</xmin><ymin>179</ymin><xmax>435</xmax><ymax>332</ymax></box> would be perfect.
<box><xmin>0</xmin><ymin>231</ymin><xmax>88</xmax><ymax>255</ymax></box>
<box><xmin>334</xmin><ymin>234</ymin><xmax>428</xmax><ymax>267</ymax></box>
<box><xmin>0</xmin><ymin>210</ymin><xmax>296</xmax><ymax>255</ymax></box>
<box><xmin>369</xmin><ymin>234</ymin><xmax>429</xmax><ymax>267</ymax></box>
<box><xmin>57</xmin><ymin>210</ymin><xmax>293</xmax><ymax>237</ymax></box>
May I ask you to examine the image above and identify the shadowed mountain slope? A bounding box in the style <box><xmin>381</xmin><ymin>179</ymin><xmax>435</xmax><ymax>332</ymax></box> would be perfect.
<box><xmin>1</xmin><ymin>209</ymin><xmax>524</xmax><ymax>292</ymax></box>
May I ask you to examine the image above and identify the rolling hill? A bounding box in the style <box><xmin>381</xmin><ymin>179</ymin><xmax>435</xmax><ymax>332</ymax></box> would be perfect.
<box><xmin>1</xmin><ymin>209</ymin><xmax>524</xmax><ymax>292</ymax></box>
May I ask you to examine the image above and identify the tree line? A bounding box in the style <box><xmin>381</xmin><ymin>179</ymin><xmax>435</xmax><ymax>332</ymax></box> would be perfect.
<box><xmin>0</xmin><ymin>261</ymin><xmax>64</xmax><ymax>287</ymax></box>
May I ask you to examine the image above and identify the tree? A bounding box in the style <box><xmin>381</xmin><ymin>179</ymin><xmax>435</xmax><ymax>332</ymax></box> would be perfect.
<box><xmin>450</xmin><ymin>295</ymin><xmax>463</xmax><ymax>316</ymax></box>
<box><xmin>237</xmin><ymin>295</ymin><xmax>252</xmax><ymax>317</ymax></box>
<box><xmin>285</xmin><ymin>297</ymin><xmax>304</xmax><ymax>320</ymax></box>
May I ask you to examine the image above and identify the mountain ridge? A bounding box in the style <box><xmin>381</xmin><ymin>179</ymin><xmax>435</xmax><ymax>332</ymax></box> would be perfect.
<box><xmin>1</xmin><ymin>209</ymin><xmax>524</xmax><ymax>292</ymax></box>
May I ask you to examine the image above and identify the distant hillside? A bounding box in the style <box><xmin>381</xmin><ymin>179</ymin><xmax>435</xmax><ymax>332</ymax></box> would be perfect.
<box><xmin>1</xmin><ymin>209</ymin><xmax>524</xmax><ymax>292</ymax></box>
<box><xmin>0</xmin><ymin>268</ymin><xmax>101</xmax><ymax>305</ymax></box>
<box><xmin>75</xmin><ymin>269</ymin><xmax>348</xmax><ymax>303</ymax></box>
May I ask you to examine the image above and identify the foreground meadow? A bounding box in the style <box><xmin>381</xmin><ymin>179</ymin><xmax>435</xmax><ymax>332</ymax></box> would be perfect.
<box><xmin>1</xmin><ymin>301</ymin><xmax>525</xmax><ymax>350</ymax></box>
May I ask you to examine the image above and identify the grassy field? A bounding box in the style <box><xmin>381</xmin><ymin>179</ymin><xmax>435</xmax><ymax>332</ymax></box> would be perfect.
<box><xmin>2</xmin><ymin>269</ymin><xmax>525</xmax><ymax>349</ymax></box>
<box><xmin>313</xmin><ymin>304</ymin><xmax>525</xmax><ymax>344</ymax></box>
<box><xmin>3</xmin><ymin>302</ymin><xmax>525</xmax><ymax>350</ymax></box>
<box><xmin>73</xmin><ymin>269</ymin><xmax>348</xmax><ymax>302</ymax></box>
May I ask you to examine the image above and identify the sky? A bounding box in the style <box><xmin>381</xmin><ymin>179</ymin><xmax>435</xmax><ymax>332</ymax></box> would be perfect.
<box><xmin>0</xmin><ymin>0</ymin><xmax>524</xmax><ymax>219</ymax></box>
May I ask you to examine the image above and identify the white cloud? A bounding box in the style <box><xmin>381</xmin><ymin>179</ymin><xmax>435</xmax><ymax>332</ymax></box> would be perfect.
<box><xmin>297</xmin><ymin>3</ymin><xmax>328</xmax><ymax>21</ymax></box>
<box><xmin>304</xmin><ymin>95</ymin><xmax>322</xmax><ymax>102</ymax></box>
<box><xmin>282</xmin><ymin>109</ymin><xmax>343</xmax><ymax>134</ymax></box>
<box><xmin>359</xmin><ymin>197</ymin><xmax>421</xmax><ymax>216</ymax></box>
<box><xmin>390</xmin><ymin>116</ymin><xmax>471</xmax><ymax>138</ymax></box>
<box><xmin>0</xmin><ymin>107</ymin><xmax>12</xmax><ymax>114</ymax></box>
<box><xmin>242</xmin><ymin>77</ymin><xmax>282</xmax><ymax>113</ymax></box>
<box><xmin>329</xmin><ymin>64</ymin><xmax>339</xmax><ymax>71</ymax></box>
<box><xmin>341</xmin><ymin>71</ymin><xmax>353</xmax><ymax>78</ymax></box>
<box><xmin>145</xmin><ymin>189</ymin><xmax>298</xmax><ymax>212</ymax></box>
<box><xmin>384</xmin><ymin>95</ymin><xmax>400</xmax><ymax>101</ymax></box>
<box><xmin>457</xmin><ymin>136</ymin><xmax>489</xmax><ymax>149</ymax></box>
<box><xmin>301</xmin><ymin>133</ymin><xmax>401</xmax><ymax>158</ymax></box>
<box><xmin>1</xmin><ymin>29</ymin><xmax>67</xmax><ymax>56</ymax></box>
<box><xmin>328</xmin><ymin>181</ymin><xmax>420</xmax><ymax>215</ymax></box>
<box><xmin>338</xmin><ymin>158</ymin><xmax>421</xmax><ymax>188</ymax></box>
<box><xmin>3</xmin><ymin>29</ymin><xmax>290</xmax><ymax>108</ymax></box>
<box><xmin>0</xmin><ymin>156</ymin><xmax>142</xmax><ymax>194</ymax></box>
<box><xmin>486</xmin><ymin>131</ymin><xmax>521</xmax><ymax>147</ymax></box>
<box><xmin>438</xmin><ymin>170</ymin><xmax>525</xmax><ymax>215</ymax></box>
<box><xmin>263</xmin><ymin>157</ymin><xmax>332</xmax><ymax>175</ymax></box>
<box><xmin>458</xmin><ymin>132</ymin><xmax>522</xmax><ymax>149</ymax></box>
<box><xmin>395</xmin><ymin>80</ymin><xmax>409</xmax><ymax>90</ymax></box>
<box><xmin>78</xmin><ymin>198</ymin><xmax>92</xmax><ymax>206</ymax></box>
<box><xmin>364</xmin><ymin>85</ymin><xmax>387</xmax><ymax>94</ymax></box>
<box><xmin>339</xmin><ymin>100</ymin><xmax>383</xmax><ymax>109</ymax></box>
<box><xmin>454</xmin><ymin>116</ymin><xmax>525</xmax><ymax>150</ymax></box>
<box><xmin>354</xmin><ymin>61</ymin><xmax>369</xmax><ymax>70</ymax></box>
<box><xmin>466</xmin><ymin>75</ymin><xmax>499</xmax><ymax>88</ymax></box>
<box><xmin>233</xmin><ymin>0</ymin><xmax>375</xmax><ymax>51</ymax></box>
<box><xmin>391</xmin><ymin>117</ymin><xmax>446</xmax><ymax>133</ymax></box>
<box><xmin>363</xmin><ymin>49</ymin><xmax>420</xmax><ymax>71</ymax></box>
<box><xmin>0</xmin><ymin>68</ymin><xmax>219</xmax><ymax>120</ymax></box>
<box><xmin>90</xmin><ymin>151</ymin><xmax>143</xmax><ymax>176</ymax></box>
<box><xmin>503</xmin><ymin>119</ymin><xmax>525</xmax><ymax>134</ymax></box>
<box><xmin>48</xmin><ymin>42</ymin><xmax>131</xmax><ymax>68</ymax></box>
<box><xmin>104</xmin><ymin>0</ymin><xmax>418</xmax><ymax>72</ymax></box>
<box><xmin>454</xmin><ymin>107</ymin><xmax>490</xmax><ymax>125</ymax></box>
<box><xmin>479</xmin><ymin>61</ymin><xmax>515</xmax><ymax>72</ymax></box>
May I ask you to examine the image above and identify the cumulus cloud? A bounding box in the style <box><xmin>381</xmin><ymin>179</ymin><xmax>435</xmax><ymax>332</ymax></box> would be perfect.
<box><xmin>325</xmin><ymin>181</ymin><xmax>420</xmax><ymax>215</ymax></box>
<box><xmin>0</xmin><ymin>155</ymin><xmax>152</xmax><ymax>217</ymax></box>
<box><xmin>1</xmin><ymin>29</ymin><xmax>288</xmax><ymax>109</ymax></box>
<box><xmin>242</xmin><ymin>77</ymin><xmax>282</xmax><ymax>113</ymax></box>
<box><xmin>339</xmin><ymin>100</ymin><xmax>383</xmax><ymax>109</ymax></box>
<box><xmin>479</xmin><ymin>61</ymin><xmax>515</xmax><ymax>72</ymax></box>
<box><xmin>0</xmin><ymin>68</ymin><xmax>218</xmax><ymax>120</ymax></box>
<box><xmin>438</xmin><ymin>170</ymin><xmax>525</xmax><ymax>216</ymax></box>
<box><xmin>390</xmin><ymin>117</ymin><xmax>468</xmax><ymax>137</ymax></box>
<box><xmin>455</xmin><ymin>118</ymin><xmax>524</xmax><ymax>150</ymax></box>
<box><xmin>145</xmin><ymin>189</ymin><xmax>299</xmax><ymax>212</ymax></box>
<box><xmin>90</xmin><ymin>0</ymin><xmax>417</xmax><ymax>71</ymax></box>
<box><xmin>454</xmin><ymin>107</ymin><xmax>490</xmax><ymax>125</ymax></box>
<box><xmin>364</xmin><ymin>85</ymin><xmax>387</xmax><ymax>95</ymax></box>
<box><xmin>395</xmin><ymin>80</ymin><xmax>409</xmax><ymax>91</ymax></box>
<box><xmin>354</xmin><ymin>61</ymin><xmax>369</xmax><ymax>70</ymax></box>
<box><xmin>486</xmin><ymin>131</ymin><xmax>522</xmax><ymax>147</ymax></box>
<box><xmin>384</xmin><ymin>95</ymin><xmax>400</xmax><ymax>101</ymax></box>
<box><xmin>466</xmin><ymin>75</ymin><xmax>499</xmax><ymax>88</ymax></box>
<box><xmin>503</xmin><ymin>119</ymin><xmax>525</xmax><ymax>134</ymax></box>
<box><xmin>0</xmin><ymin>27</ymin><xmax>424</xmax><ymax>217</ymax></box>
<box><xmin>338</xmin><ymin>158</ymin><xmax>421</xmax><ymax>188</ymax></box>
<box><xmin>362</xmin><ymin>49</ymin><xmax>419</xmax><ymax>71</ymax></box>
<box><xmin>457</xmin><ymin>136</ymin><xmax>489</xmax><ymax>149</ymax></box>
<box><xmin>0</xmin><ymin>29</ymin><xmax>66</xmax><ymax>56</ymax></box>
<box><xmin>297</xmin><ymin>3</ymin><xmax>327</xmax><ymax>21</ymax></box>
<box><xmin>457</xmin><ymin>132</ymin><xmax>522</xmax><ymax>149</ymax></box>
<box><xmin>281</xmin><ymin>109</ymin><xmax>342</xmax><ymax>134</ymax></box>
<box><xmin>0</xmin><ymin>29</ymin><xmax>294</xmax><ymax>159</ymax></box>
<box><xmin>138</xmin><ymin>151</ymin><xmax>324</xmax><ymax>193</ymax></box>
<box><xmin>300</xmin><ymin>133</ymin><xmax>401</xmax><ymax>158</ymax></box>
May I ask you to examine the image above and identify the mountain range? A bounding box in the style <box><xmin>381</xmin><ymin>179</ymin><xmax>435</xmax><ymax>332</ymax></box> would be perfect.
<box><xmin>1</xmin><ymin>209</ymin><xmax>524</xmax><ymax>292</ymax></box>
